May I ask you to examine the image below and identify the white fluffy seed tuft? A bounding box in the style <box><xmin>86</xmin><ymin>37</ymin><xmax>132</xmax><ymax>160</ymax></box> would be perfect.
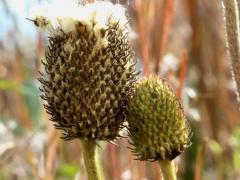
<box><xmin>29</xmin><ymin>0</ymin><xmax>130</xmax><ymax>35</ymax></box>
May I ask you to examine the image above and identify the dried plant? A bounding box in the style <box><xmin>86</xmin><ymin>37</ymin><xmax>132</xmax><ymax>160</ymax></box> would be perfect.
<box><xmin>30</xmin><ymin>1</ymin><xmax>137</xmax><ymax>179</ymax></box>
<box><xmin>222</xmin><ymin>0</ymin><xmax>240</xmax><ymax>102</ymax></box>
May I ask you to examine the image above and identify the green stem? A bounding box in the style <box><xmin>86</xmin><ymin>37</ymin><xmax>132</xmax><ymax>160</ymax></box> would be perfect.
<box><xmin>158</xmin><ymin>160</ymin><xmax>177</xmax><ymax>180</ymax></box>
<box><xmin>81</xmin><ymin>140</ymin><xmax>103</xmax><ymax>180</ymax></box>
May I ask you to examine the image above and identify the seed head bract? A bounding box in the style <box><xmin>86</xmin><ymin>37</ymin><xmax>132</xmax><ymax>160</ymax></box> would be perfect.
<box><xmin>128</xmin><ymin>77</ymin><xmax>191</xmax><ymax>161</ymax></box>
<box><xmin>31</xmin><ymin>1</ymin><xmax>138</xmax><ymax>141</ymax></box>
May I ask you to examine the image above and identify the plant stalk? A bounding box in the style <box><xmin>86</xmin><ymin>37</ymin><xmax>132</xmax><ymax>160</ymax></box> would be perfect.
<box><xmin>158</xmin><ymin>160</ymin><xmax>177</xmax><ymax>180</ymax></box>
<box><xmin>222</xmin><ymin>0</ymin><xmax>240</xmax><ymax>102</ymax></box>
<box><xmin>81</xmin><ymin>140</ymin><xmax>103</xmax><ymax>180</ymax></box>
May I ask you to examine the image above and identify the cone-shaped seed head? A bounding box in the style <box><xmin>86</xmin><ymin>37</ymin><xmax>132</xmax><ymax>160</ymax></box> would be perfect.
<box><xmin>32</xmin><ymin>1</ymin><xmax>137</xmax><ymax>141</ymax></box>
<box><xmin>128</xmin><ymin>77</ymin><xmax>191</xmax><ymax>161</ymax></box>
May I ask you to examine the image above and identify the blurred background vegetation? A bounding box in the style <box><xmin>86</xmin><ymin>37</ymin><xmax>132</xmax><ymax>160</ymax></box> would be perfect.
<box><xmin>0</xmin><ymin>0</ymin><xmax>240</xmax><ymax>179</ymax></box>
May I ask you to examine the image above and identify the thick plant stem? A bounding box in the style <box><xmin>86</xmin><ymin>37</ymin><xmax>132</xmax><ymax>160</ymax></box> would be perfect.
<box><xmin>81</xmin><ymin>140</ymin><xmax>103</xmax><ymax>180</ymax></box>
<box><xmin>222</xmin><ymin>0</ymin><xmax>240</xmax><ymax>102</ymax></box>
<box><xmin>158</xmin><ymin>160</ymin><xmax>177</xmax><ymax>180</ymax></box>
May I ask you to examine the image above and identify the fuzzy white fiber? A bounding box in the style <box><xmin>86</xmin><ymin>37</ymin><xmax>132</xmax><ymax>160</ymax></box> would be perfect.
<box><xmin>30</xmin><ymin>0</ymin><xmax>129</xmax><ymax>34</ymax></box>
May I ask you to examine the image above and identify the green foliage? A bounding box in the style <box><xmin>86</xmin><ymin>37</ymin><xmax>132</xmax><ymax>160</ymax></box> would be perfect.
<box><xmin>0</xmin><ymin>79</ymin><xmax>41</xmax><ymax>129</ymax></box>
<box><xmin>0</xmin><ymin>79</ymin><xmax>36</xmax><ymax>96</ymax></box>
<box><xmin>208</xmin><ymin>140</ymin><xmax>223</xmax><ymax>155</ymax></box>
<box><xmin>183</xmin><ymin>121</ymin><xmax>201</xmax><ymax>180</ymax></box>
<box><xmin>56</xmin><ymin>163</ymin><xmax>80</xmax><ymax>179</ymax></box>
<box><xmin>21</xmin><ymin>80</ymin><xmax>41</xmax><ymax>126</ymax></box>
<box><xmin>231</xmin><ymin>128</ymin><xmax>240</xmax><ymax>171</ymax></box>
<box><xmin>233</xmin><ymin>152</ymin><xmax>240</xmax><ymax>171</ymax></box>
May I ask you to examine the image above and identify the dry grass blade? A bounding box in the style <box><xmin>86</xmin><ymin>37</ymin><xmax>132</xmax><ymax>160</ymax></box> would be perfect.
<box><xmin>44</xmin><ymin>119</ymin><xmax>60</xmax><ymax>179</ymax></box>
<box><xmin>194</xmin><ymin>139</ymin><xmax>207</xmax><ymax>180</ymax></box>
<box><xmin>155</xmin><ymin>0</ymin><xmax>176</xmax><ymax>74</ymax></box>
<box><xmin>177</xmin><ymin>49</ymin><xmax>187</xmax><ymax>98</ymax></box>
<box><xmin>135</xmin><ymin>0</ymin><xmax>151</xmax><ymax>75</ymax></box>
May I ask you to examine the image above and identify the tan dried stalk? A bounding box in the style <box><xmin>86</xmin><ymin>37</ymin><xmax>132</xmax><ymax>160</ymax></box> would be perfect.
<box><xmin>222</xmin><ymin>0</ymin><xmax>240</xmax><ymax>102</ymax></box>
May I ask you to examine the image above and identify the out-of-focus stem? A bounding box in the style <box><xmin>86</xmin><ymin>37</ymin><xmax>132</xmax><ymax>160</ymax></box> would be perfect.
<box><xmin>222</xmin><ymin>0</ymin><xmax>240</xmax><ymax>102</ymax></box>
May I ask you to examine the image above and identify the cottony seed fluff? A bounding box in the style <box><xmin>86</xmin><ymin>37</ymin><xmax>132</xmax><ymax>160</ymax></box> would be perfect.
<box><xmin>128</xmin><ymin>77</ymin><xmax>191</xmax><ymax>161</ymax></box>
<box><xmin>33</xmin><ymin>1</ymin><xmax>138</xmax><ymax>141</ymax></box>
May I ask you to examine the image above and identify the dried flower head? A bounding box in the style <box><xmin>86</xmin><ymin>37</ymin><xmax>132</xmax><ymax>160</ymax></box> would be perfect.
<box><xmin>32</xmin><ymin>1</ymin><xmax>137</xmax><ymax>141</ymax></box>
<box><xmin>128</xmin><ymin>77</ymin><xmax>191</xmax><ymax>161</ymax></box>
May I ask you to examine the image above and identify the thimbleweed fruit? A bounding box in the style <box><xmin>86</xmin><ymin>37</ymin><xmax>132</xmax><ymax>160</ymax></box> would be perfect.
<box><xmin>30</xmin><ymin>1</ymin><xmax>137</xmax><ymax>179</ymax></box>
<box><xmin>31</xmin><ymin>1</ymin><xmax>137</xmax><ymax>141</ymax></box>
<box><xmin>128</xmin><ymin>76</ymin><xmax>191</xmax><ymax>179</ymax></box>
<box><xmin>128</xmin><ymin>76</ymin><xmax>191</xmax><ymax>161</ymax></box>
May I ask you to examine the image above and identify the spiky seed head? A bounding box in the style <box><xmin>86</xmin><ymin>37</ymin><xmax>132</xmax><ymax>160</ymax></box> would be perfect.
<box><xmin>128</xmin><ymin>76</ymin><xmax>191</xmax><ymax>161</ymax></box>
<box><xmin>32</xmin><ymin>1</ymin><xmax>138</xmax><ymax>141</ymax></box>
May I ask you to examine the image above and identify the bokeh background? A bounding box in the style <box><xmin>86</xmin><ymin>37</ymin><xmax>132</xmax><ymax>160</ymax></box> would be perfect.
<box><xmin>1</xmin><ymin>0</ymin><xmax>240</xmax><ymax>179</ymax></box>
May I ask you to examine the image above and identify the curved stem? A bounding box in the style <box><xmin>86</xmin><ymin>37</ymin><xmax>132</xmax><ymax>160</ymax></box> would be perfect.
<box><xmin>81</xmin><ymin>140</ymin><xmax>103</xmax><ymax>180</ymax></box>
<box><xmin>158</xmin><ymin>160</ymin><xmax>177</xmax><ymax>180</ymax></box>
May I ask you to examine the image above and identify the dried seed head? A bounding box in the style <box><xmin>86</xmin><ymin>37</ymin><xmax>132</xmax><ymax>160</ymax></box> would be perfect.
<box><xmin>128</xmin><ymin>77</ymin><xmax>191</xmax><ymax>161</ymax></box>
<box><xmin>33</xmin><ymin>1</ymin><xmax>137</xmax><ymax>141</ymax></box>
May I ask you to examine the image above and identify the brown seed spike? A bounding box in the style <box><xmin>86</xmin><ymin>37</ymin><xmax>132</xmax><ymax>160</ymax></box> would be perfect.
<box><xmin>39</xmin><ymin>17</ymin><xmax>138</xmax><ymax>141</ymax></box>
